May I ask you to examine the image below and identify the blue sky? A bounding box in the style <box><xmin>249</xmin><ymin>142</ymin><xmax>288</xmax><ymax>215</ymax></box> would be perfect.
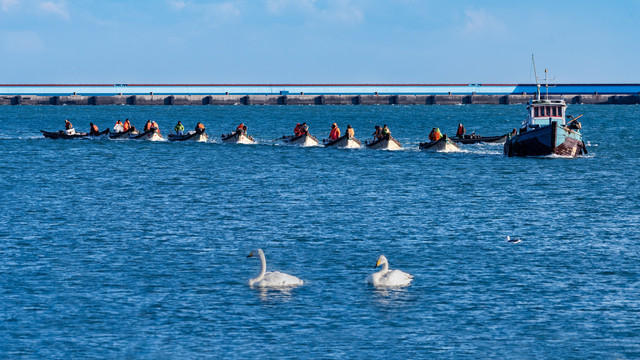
<box><xmin>1</xmin><ymin>0</ymin><xmax>639</xmax><ymax>84</ymax></box>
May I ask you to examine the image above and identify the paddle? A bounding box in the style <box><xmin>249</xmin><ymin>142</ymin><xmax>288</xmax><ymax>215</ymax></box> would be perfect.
<box><xmin>566</xmin><ymin>114</ymin><xmax>583</xmax><ymax>125</ymax></box>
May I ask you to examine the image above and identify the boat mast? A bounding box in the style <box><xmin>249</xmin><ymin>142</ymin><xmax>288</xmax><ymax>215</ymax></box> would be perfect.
<box><xmin>545</xmin><ymin>68</ymin><xmax>549</xmax><ymax>101</ymax></box>
<box><xmin>532</xmin><ymin>54</ymin><xmax>540</xmax><ymax>101</ymax></box>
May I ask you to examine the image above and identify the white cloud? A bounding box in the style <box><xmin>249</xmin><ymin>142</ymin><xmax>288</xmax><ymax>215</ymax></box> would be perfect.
<box><xmin>203</xmin><ymin>1</ymin><xmax>241</xmax><ymax>25</ymax></box>
<box><xmin>318</xmin><ymin>0</ymin><xmax>363</xmax><ymax>24</ymax></box>
<box><xmin>265</xmin><ymin>0</ymin><xmax>364</xmax><ymax>25</ymax></box>
<box><xmin>0</xmin><ymin>0</ymin><xmax>19</xmax><ymax>12</ymax></box>
<box><xmin>1</xmin><ymin>31</ymin><xmax>45</xmax><ymax>54</ymax></box>
<box><xmin>266</xmin><ymin>0</ymin><xmax>316</xmax><ymax>15</ymax></box>
<box><xmin>167</xmin><ymin>0</ymin><xmax>187</xmax><ymax>10</ymax></box>
<box><xmin>462</xmin><ymin>8</ymin><xmax>505</xmax><ymax>35</ymax></box>
<box><xmin>38</xmin><ymin>1</ymin><xmax>69</xmax><ymax>19</ymax></box>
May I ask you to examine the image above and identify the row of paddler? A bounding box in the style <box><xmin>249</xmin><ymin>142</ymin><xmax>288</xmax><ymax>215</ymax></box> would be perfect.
<box><xmin>41</xmin><ymin>119</ymin><xmax>510</xmax><ymax>151</ymax></box>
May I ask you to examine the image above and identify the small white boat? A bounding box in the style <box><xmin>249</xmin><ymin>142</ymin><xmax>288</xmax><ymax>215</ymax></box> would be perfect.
<box><xmin>323</xmin><ymin>135</ymin><xmax>362</xmax><ymax>149</ymax></box>
<box><xmin>282</xmin><ymin>133</ymin><xmax>320</xmax><ymax>147</ymax></box>
<box><xmin>221</xmin><ymin>132</ymin><xmax>256</xmax><ymax>144</ymax></box>
<box><xmin>419</xmin><ymin>135</ymin><xmax>461</xmax><ymax>152</ymax></box>
<box><xmin>169</xmin><ymin>131</ymin><xmax>208</xmax><ymax>142</ymax></box>
<box><xmin>365</xmin><ymin>136</ymin><xmax>402</xmax><ymax>150</ymax></box>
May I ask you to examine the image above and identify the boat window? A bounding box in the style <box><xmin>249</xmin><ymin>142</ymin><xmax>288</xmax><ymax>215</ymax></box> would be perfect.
<box><xmin>534</xmin><ymin>107</ymin><xmax>540</xmax><ymax>117</ymax></box>
<box><xmin>552</xmin><ymin>107</ymin><xmax>557</xmax><ymax>117</ymax></box>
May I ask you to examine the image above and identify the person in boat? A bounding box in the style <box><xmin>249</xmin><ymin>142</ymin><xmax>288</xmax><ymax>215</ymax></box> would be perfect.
<box><xmin>428</xmin><ymin>127</ymin><xmax>442</xmax><ymax>142</ymax></box>
<box><xmin>64</xmin><ymin>119</ymin><xmax>75</xmax><ymax>135</ymax></box>
<box><xmin>113</xmin><ymin>120</ymin><xmax>124</xmax><ymax>132</ymax></box>
<box><xmin>371</xmin><ymin>125</ymin><xmax>382</xmax><ymax>141</ymax></box>
<box><xmin>123</xmin><ymin>119</ymin><xmax>131</xmax><ymax>132</ymax></box>
<box><xmin>151</xmin><ymin>120</ymin><xmax>160</xmax><ymax>133</ymax></box>
<box><xmin>300</xmin><ymin>123</ymin><xmax>309</xmax><ymax>135</ymax></box>
<box><xmin>346</xmin><ymin>124</ymin><xmax>354</xmax><ymax>138</ymax></box>
<box><xmin>566</xmin><ymin>115</ymin><xmax>582</xmax><ymax>130</ymax></box>
<box><xmin>89</xmin><ymin>122</ymin><xmax>100</xmax><ymax>136</ymax></box>
<box><xmin>293</xmin><ymin>123</ymin><xmax>302</xmax><ymax>136</ymax></box>
<box><xmin>236</xmin><ymin>123</ymin><xmax>245</xmax><ymax>135</ymax></box>
<box><xmin>509</xmin><ymin>128</ymin><xmax>517</xmax><ymax>137</ymax></box>
<box><xmin>173</xmin><ymin>121</ymin><xmax>184</xmax><ymax>135</ymax></box>
<box><xmin>329</xmin><ymin>123</ymin><xmax>341</xmax><ymax>141</ymax></box>
<box><xmin>456</xmin><ymin>123</ymin><xmax>465</xmax><ymax>138</ymax></box>
<box><xmin>144</xmin><ymin>120</ymin><xmax>152</xmax><ymax>132</ymax></box>
<box><xmin>195</xmin><ymin>122</ymin><xmax>205</xmax><ymax>134</ymax></box>
<box><xmin>381</xmin><ymin>124</ymin><xmax>391</xmax><ymax>139</ymax></box>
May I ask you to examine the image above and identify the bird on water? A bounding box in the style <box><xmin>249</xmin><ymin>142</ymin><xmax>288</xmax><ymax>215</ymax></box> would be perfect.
<box><xmin>366</xmin><ymin>255</ymin><xmax>413</xmax><ymax>287</ymax></box>
<box><xmin>506</xmin><ymin>236</ymin><xmax>522</xmax><ymax>244</ymax></box>
<box><xmin>247</xmin><ymin>249</ymin><xmax>304</xmax><ymax>288</ymax></box>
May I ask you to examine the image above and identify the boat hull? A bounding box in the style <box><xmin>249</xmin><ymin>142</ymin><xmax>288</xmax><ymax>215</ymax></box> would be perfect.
<box><xmin>41</xmin><ymin>129</ymin><xmax>109</xmax><ymax>139</ymax></box>
<box><xmin>130</xmin><ymin>129</ymin><xmax>163</xmax><ymax>141</ymax></box>
<box><xmin>221</xmin><ymin>132</ymin><xmax>256</xmax><ymax>144</ymax></box>
<box><xmin>283</xmin><ymin>134</ymin><xmax>320</xmax><ymax>147</ymax></box>
<box><xmin>365</xmin><ymin>136</ymin><xmax>402</xmax><ymax>150</ymax></box>
<box><xmin>452</xmin><ymin>134</ymin><xmax>507</xmax><ymax>144</ymax></box>
<box><xmin>324</xmin><ymin>135</ymin><xmax>362</xmax><ymax>149</ymax></box>
<box><xmin>169</xmin><ymin>131</ymin><xmax>208</xmax><ymax>142</ymax></box>
<box><xmin>419</xmin><ymin>135</ymin><xmax>461</xmax><ymax>151</ymax></box>
<box><xmin>504</xmin><ymin>122</ymin><xmax>585</xmax><ymax>157</ymax></box>
<box><xmin>109</xmin><ymin>129</ymin><xmax>134</xmax><ymax>139</ymax></box>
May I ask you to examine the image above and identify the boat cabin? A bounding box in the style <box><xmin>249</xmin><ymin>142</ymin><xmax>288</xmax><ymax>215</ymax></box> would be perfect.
<box><xmin>522</xmin><ymin>99</ymin><xmax>567</xmax><ymax>132</ymax></box>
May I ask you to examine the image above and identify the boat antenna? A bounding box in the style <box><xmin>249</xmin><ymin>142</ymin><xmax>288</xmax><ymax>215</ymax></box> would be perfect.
<box><xmin>532</xmin><ymin>54</ymin><xmax>540</xmax><ymax>101</ymax></box>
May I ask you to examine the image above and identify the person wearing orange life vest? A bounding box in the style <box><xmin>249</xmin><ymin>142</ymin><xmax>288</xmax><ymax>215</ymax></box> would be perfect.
<box><xmin>329</xmin><ymin>123</ymin><xmax>341</xmax><ymax>141</ymax></box>
<box><xmin>293</xmin><ymin>123</ymin><xmax>302</xmax><ymax>136</ymax></box>
<box><xmin>236</xmin><ymin>123</ymin><xmax>245</xmax><ymax>134</ymax></box>
<box><xmin>123</xmin><ymin>119</ymin><xmax>131</xmax><ymax>132</ymax></box>
<box><xmin>428</xmin><ymin>127</ymin><xmax>442</xmax><ymax>142</ymax></box>
<box><xmin>113</xmin><ymin>120</ymin><xmax>124</xmax><ymax>132</ymax></box>
<box><xmin>195</xmin><ymin>122</ymin><xmax>205</xmax><ymax>134</ymax></box>
<box><xmin>150</xmin><ymin>120</ymin><xmax>160</xmax><ymax>134</ymax></box>
<box><xmin>346</xmin><ymin>124</ymin><xmax>354</xmax><ymax>138</ymax></box>
<box><xmin>456</xmin><ymin>123</ymin><xmax>465</xmax><ymax>138</ymax></box>
<box><xmin>64</xmin><ymin>119</ymin><xmax>76</xmax><ymax>135</ymax></box>
<box><xmin>89</xmin><ymin>122</ymin><xmax>100</xmax><ymax>136</ymax></box>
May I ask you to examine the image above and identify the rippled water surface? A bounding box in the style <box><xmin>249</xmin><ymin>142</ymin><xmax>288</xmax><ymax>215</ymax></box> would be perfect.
<box><xmin>1</xmin><ymin>105</ymin><xmax>639</xmax><ymax>359</ymax></box>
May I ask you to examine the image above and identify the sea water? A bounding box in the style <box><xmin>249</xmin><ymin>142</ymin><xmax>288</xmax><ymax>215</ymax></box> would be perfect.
<box><xmin>0</xmin><ymin>105</ymin><xmax>639</xmax><ymax>359</ymax></box>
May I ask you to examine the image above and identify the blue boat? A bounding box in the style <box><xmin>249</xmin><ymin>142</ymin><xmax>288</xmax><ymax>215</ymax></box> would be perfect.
<box><xmin>504</xmin><ymin>62</ymin><xmax>587</xmax><ymax>157</ymax></box>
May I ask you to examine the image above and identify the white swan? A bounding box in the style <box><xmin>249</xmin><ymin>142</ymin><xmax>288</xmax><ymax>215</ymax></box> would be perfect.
<box><xmin>366</xmin><ymin>255</ymin><xmax>413</xmax><ymax>287</ymax></box>
<box><xmin>247</xmin><ymin>249</ymin><xmax>304</xmax><ymax>288</ymax></box>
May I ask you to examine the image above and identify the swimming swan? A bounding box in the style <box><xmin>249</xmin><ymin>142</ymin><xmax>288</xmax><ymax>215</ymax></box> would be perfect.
<box><xmin>247</xmin><ymin>249</ymin><xmax>304</xmax><ymax>287</ymax></box>
<box><xmin>366</xmin><ymin>255</ymin><xmax>413</xmax><ymax>287</ymax></box>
